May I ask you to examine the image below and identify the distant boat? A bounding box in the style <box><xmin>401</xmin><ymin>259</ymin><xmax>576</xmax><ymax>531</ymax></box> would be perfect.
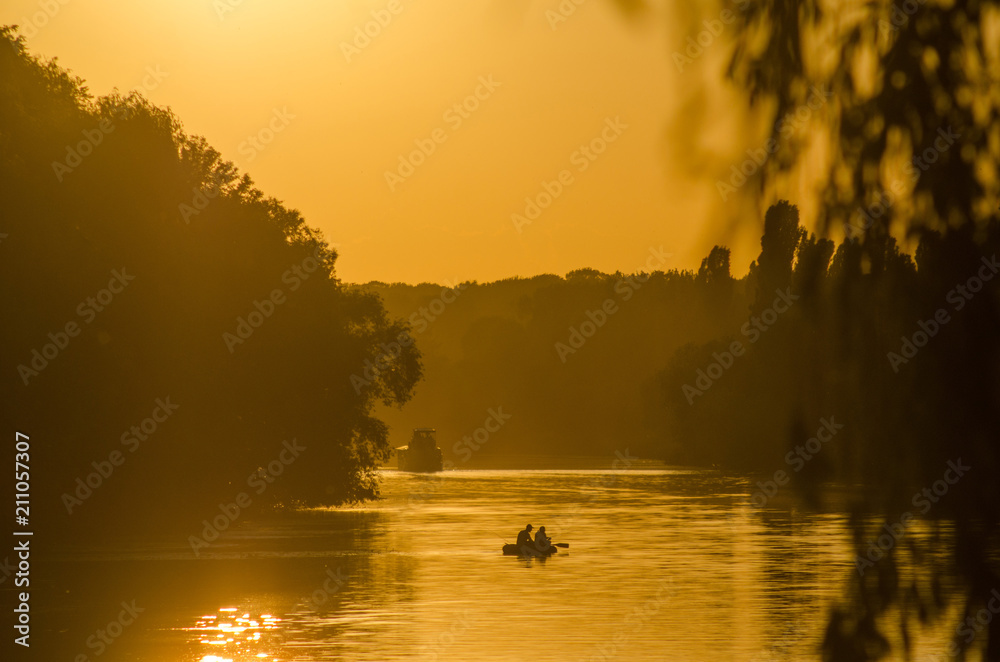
<box><xmin>502</xmin><ymin>543</ymin><xmax>558</xmax><ymax>557</ymax></box>
<box><xmin>395</xmin><ymin>428</ymin><xmax>443</xmax><ymax>472</ymax></box>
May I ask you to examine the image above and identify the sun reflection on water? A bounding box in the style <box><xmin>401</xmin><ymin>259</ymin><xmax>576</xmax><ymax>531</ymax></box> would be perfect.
<box><xmin>185</xmin><ymin>606</ymin><xmax>283</xmax><ymax>662</ymax></box>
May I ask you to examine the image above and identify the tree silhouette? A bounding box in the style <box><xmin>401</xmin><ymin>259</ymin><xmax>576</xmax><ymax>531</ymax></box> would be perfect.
<box><xmin>701</xmin><ymin>1</ymin><xmax>1000</xmax><ymax>658</ymax></box>
<box><xmin>0</xmin><ymin>26</ymin><xmax>421</xmax><ymax>540</ymax></box>
<box><xmin>752</xmin><ymin>200</ymin><xmax>804</xmax><ymax>310</ymax></box>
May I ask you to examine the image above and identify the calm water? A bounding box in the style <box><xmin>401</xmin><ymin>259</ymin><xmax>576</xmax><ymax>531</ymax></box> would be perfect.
<box><xmin>36</xmin><ymin>462</ymin><xmax>960</xmax><ymax>661</ymax></box>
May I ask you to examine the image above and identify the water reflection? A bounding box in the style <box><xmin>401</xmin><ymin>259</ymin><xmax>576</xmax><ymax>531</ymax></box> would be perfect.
<box><xmin>36</xmin><ymin>464</ymin><xmax>963</xmax><ymax>660</ymax></box>
<box><xmin>186</xmin><ymin>607</ymin><xmax>282</xmax><ymax>662</ymax></box>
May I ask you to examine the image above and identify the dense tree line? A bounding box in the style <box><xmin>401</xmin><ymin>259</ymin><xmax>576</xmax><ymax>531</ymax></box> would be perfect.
<box><xmin>369</xmin><ymin>202</ymin><xmax>1000</xmax><ymax>658</ymax></box>
<box><xmin>362</xmin><ymin>251</ymin><xmax>751</xmax><ymax>462</ymax></box>
<box><xmin>0</xmin><ymin>27</ymin><xmax>420</xmax><ymax>540</ymax></box>
<box><xmin>709</xmin><ymin>0</ymin><xmax>1000</xmax><ymax>658</ymax></box>
<box><xmin>660</xmin><ymin>207</ymin><xmax>1000</xmax><ymax>659</ymax></box>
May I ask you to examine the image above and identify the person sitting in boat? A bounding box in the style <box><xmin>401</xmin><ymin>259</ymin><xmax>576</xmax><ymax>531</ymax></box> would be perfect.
<box><xmin>534</xmin><ymin>526</ymin><xmax>550</xmax><ymax>551</ymax></box>
<box><xmin>516</xmin><ymin>524</ymin><xmax>533</xmax><ymax>548</ymax></box>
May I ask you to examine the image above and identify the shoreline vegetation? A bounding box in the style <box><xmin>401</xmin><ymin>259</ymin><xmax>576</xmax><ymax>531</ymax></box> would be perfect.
<box><xmin>1</xmin><ymin>26</ymin><xmax>421</xmax><ymax>540</ymax></box>
<box><xmin>3</xmin><ymin>10</ymin><xmax>999</xmax><ymax>658</ymax></box>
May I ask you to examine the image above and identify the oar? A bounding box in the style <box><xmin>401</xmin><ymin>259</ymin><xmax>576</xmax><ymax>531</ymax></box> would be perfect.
<box><xmin>554</xmin><ymin>542</ymin><xmax>569</xmax><ymax>548</ymax></box>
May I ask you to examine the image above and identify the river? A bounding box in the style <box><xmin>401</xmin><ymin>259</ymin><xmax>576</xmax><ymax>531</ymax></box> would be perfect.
<box><xmin>35</xmin><ymin>461</ymin><xmax>961</xmax><ymax>661</ymax></box>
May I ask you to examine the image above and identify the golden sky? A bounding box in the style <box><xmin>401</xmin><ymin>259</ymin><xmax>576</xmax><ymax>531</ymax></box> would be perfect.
<box><xmin>4</xmin><ymin>0</ymin><xmax>783</xmax><ymax>284</ymax></box>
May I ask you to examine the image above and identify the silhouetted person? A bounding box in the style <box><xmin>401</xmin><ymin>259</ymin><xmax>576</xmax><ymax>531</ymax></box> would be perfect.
<box><xmin>534</xmin><ymin>525</ymin><xmax>550</xmax><ymax>550</ymax></box>
<box><xmin>516</xmin><ymin>524</ymin><xmax>533</xmax><ymax>548</ymax></box>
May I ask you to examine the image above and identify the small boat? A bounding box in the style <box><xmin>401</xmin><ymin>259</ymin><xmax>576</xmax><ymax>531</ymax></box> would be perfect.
<box><xmin>395</xmin><ymin>428</ymin><xmax>443</xmax><ymax>473</ymax></box>
<box><xmin>502</xmin><ymin>543</ymin><xmax>558</xmax><ymax>557</ymax></box>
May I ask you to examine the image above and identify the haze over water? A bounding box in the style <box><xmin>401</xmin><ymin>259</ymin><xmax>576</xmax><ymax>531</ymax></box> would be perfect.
<box><xmin>3</xmin><ymin>1</ymin><xmax>998</xmax><ymax>656</ymax></box>
<box><xmin>37</xmin><ymin>462</ymin><xmax>960</xmax><ymax>661</ymax></box>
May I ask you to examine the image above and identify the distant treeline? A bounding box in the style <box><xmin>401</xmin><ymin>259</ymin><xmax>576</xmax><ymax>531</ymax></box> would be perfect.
<box><xmin>715</xmin><ymin>1</ymin><xmax>1000</xmax><ymax>654</ymax></box>
<box><xmin>366</xmin><ymin>200</ymin><xmax>1000</xmax><ymax>497</ymax></box>
<box><xmin>362</xmin><ymin>246</ymin><xmax>750</xmax><ymax>463</ymax></box>
<box><xmin>0</xmin><ymin>27</ymin><xmax>420</xmax><ymax>540</ymax></box>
